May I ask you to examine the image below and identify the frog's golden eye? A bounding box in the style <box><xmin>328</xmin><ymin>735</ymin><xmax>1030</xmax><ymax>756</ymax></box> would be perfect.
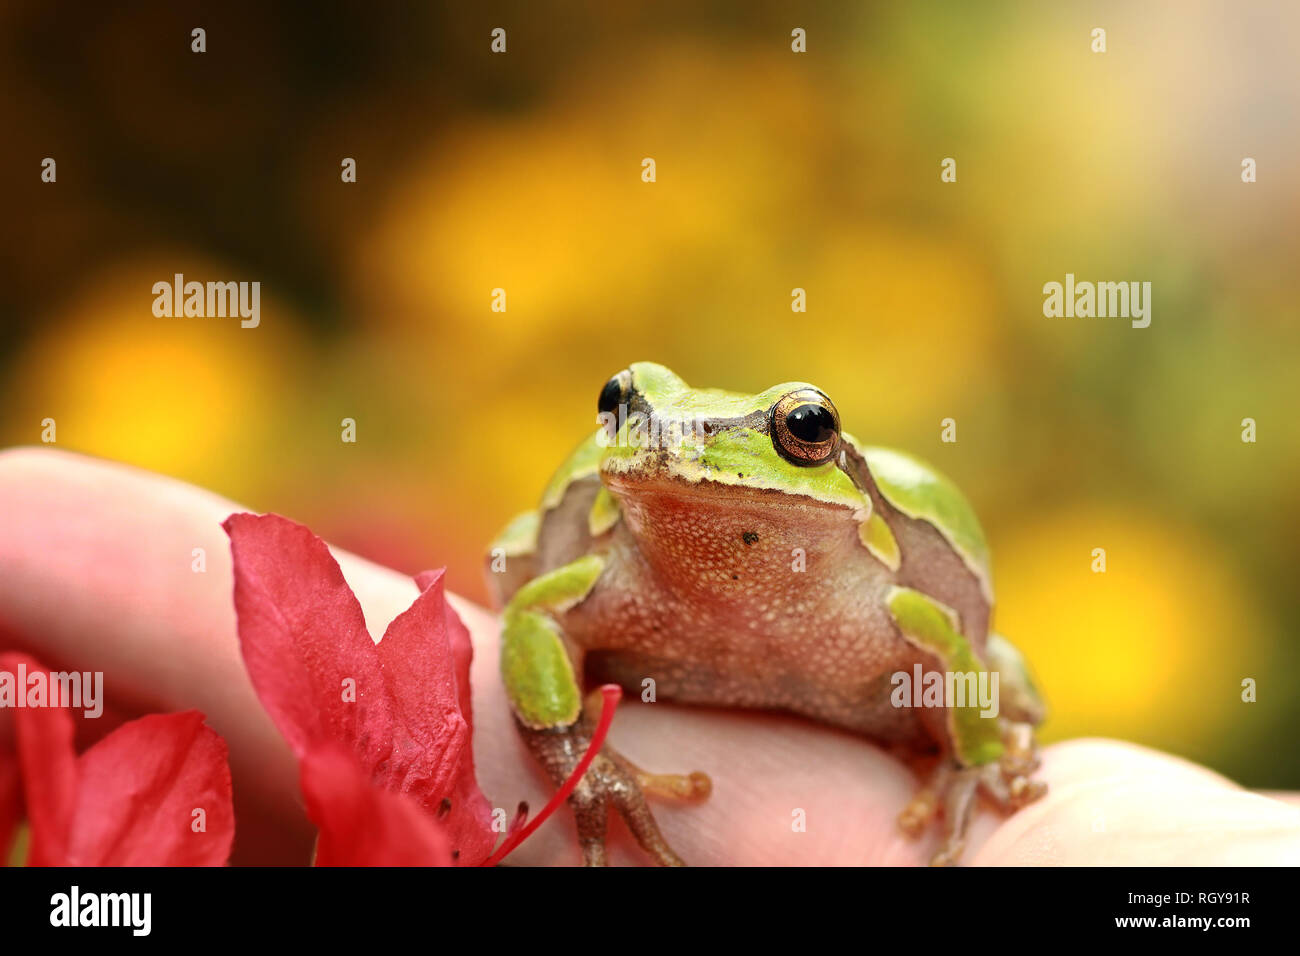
<box><xmin>770</xmin><ymin>388</ymin><xmax>840</xmax><ymax>466</ymax></box>
<box><xmin>597</xmin><ymin>369</ymin><xmax>633</xmax><ymax>415</ymax></box>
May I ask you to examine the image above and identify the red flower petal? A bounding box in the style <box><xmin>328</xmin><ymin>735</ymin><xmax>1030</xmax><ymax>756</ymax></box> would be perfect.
<box><xmin>0</xmin><ymin>747</ymin><xmax>21</xmax><ymax>863</ymax></box>
<box><xmin>224</xmin><ymin>513</ymin><xmax>393</xmax><ymax>764</ymax></box>
<box><xmin>2</xmin><ymin>652</ymin><xmax>77</xmax><ymax>865</ymax></box>
<box><xmin>224</xmin><ymin>513</ymin><xmax>494</xmax><ymax>864</ymax></box>
<box><xmin>302</xmin><ymin>743</ymin><xmax>452</xmax><ymax>867</ymax></box>
<box><xmin>414</xmin><ymin>570</ymin><xmax>475</xmax><ymax>723</ymax></box>
<box><xmin>68</xmin><ymin>711</ymin><xmax>234</xmax><ymax>866</ymax></box>
<box><xmin>3</xmin><ymin>653</ymin><xmax>234</xmax><ymax>866</ymax></box>
<box><xmin>377</xmin><ymin>569</ymin><xmax>494</xmax><ymax>863</ymax></box>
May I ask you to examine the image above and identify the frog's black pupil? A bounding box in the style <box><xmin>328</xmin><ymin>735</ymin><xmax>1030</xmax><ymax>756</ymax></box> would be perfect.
<box><xmin>598</xmin><ymin>377</ymin><xmax>624</xmax><ymax>415</ymax></box>
<box><xmin>786</xmin><ymin>404</ymin><xmax>835</xmax><ymax>444</ymax></box>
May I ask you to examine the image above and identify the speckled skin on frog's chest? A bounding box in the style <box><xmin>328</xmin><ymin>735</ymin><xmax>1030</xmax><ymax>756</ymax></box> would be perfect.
<box><xmin>552</xmin><ymin>475</ymin><xmax>985</xmax><ymax>748</ymax></box>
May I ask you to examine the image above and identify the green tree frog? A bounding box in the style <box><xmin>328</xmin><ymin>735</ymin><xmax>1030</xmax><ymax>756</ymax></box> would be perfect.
<box><xmin>487</xmin><ymin>362</ymin><xmax>1046</xmax><ymax>865</ymax></box>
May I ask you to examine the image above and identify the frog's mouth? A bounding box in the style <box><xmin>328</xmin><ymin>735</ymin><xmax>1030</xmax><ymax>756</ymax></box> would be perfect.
<box><xmin>601</xmin><ymin>466</ymin><xmax>867</xmax><ymax>520</ymax></box>
<box><xmin>600</xmin><ymin>444</ymin><xmax>871</xmax><ymax>521</ymax></box>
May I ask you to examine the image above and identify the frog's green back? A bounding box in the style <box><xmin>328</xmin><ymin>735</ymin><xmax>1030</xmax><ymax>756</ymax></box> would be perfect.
<box><xmin>862</xmin><ymin>446</ymin><xmax>992</xmax><ymax>600</ymax></box>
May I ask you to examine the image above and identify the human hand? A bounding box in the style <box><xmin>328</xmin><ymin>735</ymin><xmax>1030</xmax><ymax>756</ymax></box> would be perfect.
<box><xmin>2</xmin><ymin>447</ymin><xmax>1297</xmax><ymax>865</ymax></box>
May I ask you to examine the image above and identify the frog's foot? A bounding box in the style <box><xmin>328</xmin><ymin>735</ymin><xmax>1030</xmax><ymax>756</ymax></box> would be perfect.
<box><xmin>929</xmin><ymin>765</ymin><xmax>980</xmax><ymax>867</ymax></box>
<box><xmin>897</xmin><ymin>762</ymin><xmax>984</xmax><ymax>865</ymax></box>
<box><xmin>572</xmin><ymin>750</ymin><xmax>685</xmax><ymax>866</ymax></box>
<box><xmin>522</xmin><ymin>721</ymin><xmax>709</xmax><ymax>867</ymax></box>
<box><xmin>898</xmin><ymin>763</ymin><xmax>951</xmax><ymax>838</ymax></box>
<box><xmin>900</xmin><ymin>724</ymin><xmax>1048</xmax><ymax>866</ymax></box>
<box><xmin>997</xmin><ymin>721</ymin><xmax>1047</xmax><ymax>804</ymax></box>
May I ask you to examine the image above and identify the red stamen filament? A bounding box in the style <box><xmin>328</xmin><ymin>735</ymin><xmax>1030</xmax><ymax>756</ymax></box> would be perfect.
<box><xmin>481</xmin><ymin>684</ymin><xmax>622</xmax><ymax>866</ymax></box>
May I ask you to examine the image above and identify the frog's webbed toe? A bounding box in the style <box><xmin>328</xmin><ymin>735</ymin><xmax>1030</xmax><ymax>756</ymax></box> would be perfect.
<box><xmin>606</xmin><ymin>747</ymin><xmax>713</xmax><ymax>804</ymax></box>
<box><xmin>898</xmin><ymin>721</ymin><xmax>1047</xmax><ymax>866</ymax></box>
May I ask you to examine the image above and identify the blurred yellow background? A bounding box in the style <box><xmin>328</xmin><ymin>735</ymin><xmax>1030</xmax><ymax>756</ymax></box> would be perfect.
<box><xmin>2</xmin><ymin>2</ymin><xmax>1297</xmax><ymax>785</ymax></box>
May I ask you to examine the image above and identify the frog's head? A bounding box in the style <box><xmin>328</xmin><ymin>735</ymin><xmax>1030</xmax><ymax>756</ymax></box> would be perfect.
<box><xmin>594</xmin><ymin>362</ymin><xmax>871</xmax><ymax>520</ymax></box>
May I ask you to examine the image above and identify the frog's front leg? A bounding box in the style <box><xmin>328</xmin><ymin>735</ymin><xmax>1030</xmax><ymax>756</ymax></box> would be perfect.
<box><xmin>501</xmin><ymin>555</ymin><xmax>709</xmax><ymax>866</ymax></box>
<box><xmin>888</xmin><ymin>588</ymin><xmax>1048</xmax><ymax>865</ymax></box>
